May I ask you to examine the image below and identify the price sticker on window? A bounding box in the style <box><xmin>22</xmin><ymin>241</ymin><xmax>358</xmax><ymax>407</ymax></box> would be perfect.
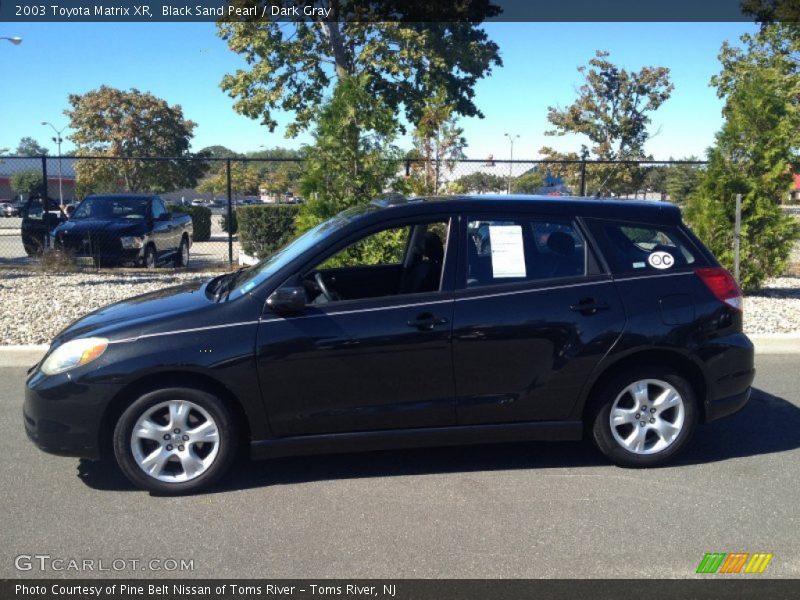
<box><xmin>489</xmin><ymin>225</ymin><xmax>526</xmax><ymax>278</ymax></box>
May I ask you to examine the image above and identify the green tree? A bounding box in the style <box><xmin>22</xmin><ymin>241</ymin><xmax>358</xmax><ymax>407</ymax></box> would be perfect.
<box><xmin>543</xmin><ymin>51</ymin><xmax>673</xmax><ymax>195</ymax></box>
<box><xmin>218</xmin><ymin>2</ymin><xmax>502</xmax><ymax>138</ymax></box>
<box><xmin>198</xmin><ymin>162</ymin><xmax>263</xmax><ymax>197</ymax></box>
<box><xmin>406</xmin><ymin>93</ymin><xmax>467</xmax><ymax>195</ymax></box>
<box><xmin>664</xmin><ymin>160</ymin><xmax>703</xmax><ymax>204</ymax></box>
<box><xmin>511</xmin><ymin>170</ymin><xmax>547</xmax><ymax>194</ymax></box>
<box><xmin>16</xmin><ymin>137</ymin><xmax>49</xmax><ymax>156</ymax></box>
<box><xmin>198</xmin><ymin>145</ymin><xmax>242</xmax><ymax>159</ymax></box>
<box><xmin>11</xmin><ymin>170</ymin><xmax>43</xmax><ymax>196</ymax></box>
<box><xmin>247</xmin><ymin>147</ymin><xmax>304</xmax><ymax>200</ymax></box>
<box><xmin>685</xmin><ymin>65</ymin><xmax>800</xmax><ymax>290</ymax></box>
<box><xmin>65</xmin><ymin>86</ymin><xmax>206</xmax><ymax>195</ymax></box>
<box><xmin>450</xmin><ymin>171</ymin><xmax>507</xmax><ymax>194</ymax></box>
<box><xmin>297</xmin><ymin>75</ymin><xmax>404</xmax><ymax>232</ymax></box>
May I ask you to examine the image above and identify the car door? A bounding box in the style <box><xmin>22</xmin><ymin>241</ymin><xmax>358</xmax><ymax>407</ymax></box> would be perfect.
<box><xmin>452</xmin><ymin>212</ymin><xmax>626</xmax><ymax>425</ymax></box>
<box><xmin>148</xmin><ymin>198</ymin><xmax>172</xmax><ymax>257</ymax></box>
<box><xmin>255</xmin><ymin>216</ymin><xmax>458</xmax><ymax>437</ymax></box>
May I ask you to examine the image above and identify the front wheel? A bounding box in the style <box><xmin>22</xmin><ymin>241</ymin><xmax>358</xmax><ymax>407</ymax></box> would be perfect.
<box><xmin>143</xmin><ymin>244</ymin><xmax>157</xmax><ymax>269</ymax></box>
<box><xmin>589</xmin><ymin>367</ymin><xmax>698</xmax><ymax>467</ymax></box>
<box><xmin>113</xmin><ymin>387</ymin><xmax>237</xmax><ymax>494</ymax></box>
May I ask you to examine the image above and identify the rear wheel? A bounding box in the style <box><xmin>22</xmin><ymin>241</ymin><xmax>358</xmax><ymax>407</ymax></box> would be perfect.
<box><xmin>589</xmin><ymin>366</ymin><xmax>698</xmax><ymax>467</ymax></box>
<box><xmin>113</xmin><ymin>387</ymin><xmax>237</xmax><ymax>494</ymax></box>
<box><xmin>174</xmin><ymin>236</ymin><xmax>189</xmax><ymax>268</ymax></box>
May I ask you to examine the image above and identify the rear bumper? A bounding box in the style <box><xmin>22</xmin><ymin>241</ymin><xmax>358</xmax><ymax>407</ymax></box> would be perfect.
<box><xmin>699</xmin><ymin>332</ymin><xmax>755</xmax><ymax>423</ymax></box>
<box><xmin>705</xmin><ymin>387</ymin><xmax>751</xmax><ymax>422</ymax></box>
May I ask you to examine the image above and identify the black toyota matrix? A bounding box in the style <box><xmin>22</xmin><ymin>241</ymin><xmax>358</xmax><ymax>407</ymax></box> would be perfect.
<box><xmin>24</xmin><ymin>195</ymin><xmax>755</xmax><ymax>494</ymax></box>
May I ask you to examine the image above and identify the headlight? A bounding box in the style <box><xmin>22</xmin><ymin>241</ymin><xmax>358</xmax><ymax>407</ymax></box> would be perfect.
<box><xmin>120</xmin><ymin>236</ymin><xmax>144</xmax><ymax>249</ymax></box>
<box><xmin>40</xmin><ymin>337</ymin><xmax>108</xmax><ymax>376</ymax></box>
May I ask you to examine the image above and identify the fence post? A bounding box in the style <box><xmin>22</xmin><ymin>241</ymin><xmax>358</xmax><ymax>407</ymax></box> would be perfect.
<box><xmin>226</xmin><ymin>158</ymin><xmax>233</xmax><ymax>268</ymax></box>
<box><xmin>734</xmin><ymin>193</ymin><xmax>742</xmax><ymax>282</ymax></box>
<box><xmin>579</xmin><ymin>160</ymin><xmax>587</xmax><ymax>197</ymax></box>
<box><xmin>41</xmin><ymin>155</ymin><xmax>50</xmax><ymax>250</ymax></box>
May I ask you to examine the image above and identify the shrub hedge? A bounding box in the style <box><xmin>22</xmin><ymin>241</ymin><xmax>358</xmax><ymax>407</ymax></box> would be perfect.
<box><xmin>172</xmin><ymin>205</ymin><xmax>211</xmax><ymax>242</ymax></box>
<box><xmin>237</xmin><ymin>204</ymin><xmax>301</xmax><ymax>259</ymax></box>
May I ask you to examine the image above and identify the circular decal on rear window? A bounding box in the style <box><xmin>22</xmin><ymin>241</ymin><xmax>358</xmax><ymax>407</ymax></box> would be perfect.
<box><xmin>648</xmin><ymin>251</ymin><xmax>674</xmax><ymax>270</ymax></box>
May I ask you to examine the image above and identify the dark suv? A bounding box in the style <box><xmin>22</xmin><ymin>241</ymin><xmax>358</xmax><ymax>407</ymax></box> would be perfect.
<box><xmin>24</xmin><ymin>196</ymin><xmax>754</xmax><ymax>494</ymax></box>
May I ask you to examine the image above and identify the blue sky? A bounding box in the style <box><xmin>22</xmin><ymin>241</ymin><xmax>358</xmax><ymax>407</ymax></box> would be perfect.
<box><xmin>0</xmin><ymin>21</ymin><xmax>756</xmax><ymax>160</ymax></box>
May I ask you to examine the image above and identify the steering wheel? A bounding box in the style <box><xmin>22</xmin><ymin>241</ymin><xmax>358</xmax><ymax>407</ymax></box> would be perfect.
<box><xmin>314</xmin><ymin>272</ymin><xmax>339</xmax><ymax>302</ymax></box>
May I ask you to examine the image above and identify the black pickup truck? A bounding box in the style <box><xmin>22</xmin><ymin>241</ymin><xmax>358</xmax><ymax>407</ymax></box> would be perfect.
<box><xmin>51</xmin><ymin>194</ymin><xmax>193</xmax><ymax>268</ymax></box>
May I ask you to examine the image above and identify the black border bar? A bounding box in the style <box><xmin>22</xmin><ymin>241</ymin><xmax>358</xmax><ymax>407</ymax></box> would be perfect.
<box><xmin>3</xmin><ymin>579</ymin><xmax>800</xmax><ymax>600</ymax></box>
<box><xmin>0</xmin><ymin>0</ymin><xmax>761</xmax><ymax>23</ymax></box>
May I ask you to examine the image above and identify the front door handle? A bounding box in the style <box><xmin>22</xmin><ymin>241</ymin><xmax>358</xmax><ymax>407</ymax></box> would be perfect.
<box><xmin>407</xmin><ymin>313</ymin><xmax>449</xmax><ymax>331</ymax></box>
<box><xmin>570</xmin><ymin>298</ymin><xmax>610</xmax><ymax>315</ymax></box>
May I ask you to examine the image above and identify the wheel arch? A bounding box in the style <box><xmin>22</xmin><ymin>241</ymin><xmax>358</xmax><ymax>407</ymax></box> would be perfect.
<box><xmin>577</xmin><ymin>349</ymin><xmax>708</xmax><ymax>424</ymax></box>
<box><xmin>99</xmin><ymin>370</ymin><xmax>251</xmax><ymax>458</ymax></box>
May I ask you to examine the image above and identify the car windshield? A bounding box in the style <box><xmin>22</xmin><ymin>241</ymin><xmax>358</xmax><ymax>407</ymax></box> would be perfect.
<box><xmin>72</xmin><ymin>197</ymin><xmax>150</xmax><ymax>220</ymax></box>
<box><xmin>228</xmin><ymin>207</ymin><xmax>369</xmax><ymax>297</ymax></box>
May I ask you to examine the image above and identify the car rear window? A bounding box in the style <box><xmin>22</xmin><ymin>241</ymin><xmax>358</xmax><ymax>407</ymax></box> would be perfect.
<box><xmin>584</xmin><ymin>219</ymin><xmax>706</xmax><ymax>275</ymax></box>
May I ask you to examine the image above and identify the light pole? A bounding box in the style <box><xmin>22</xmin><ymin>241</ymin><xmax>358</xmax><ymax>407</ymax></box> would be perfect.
<box><xmin>42</xmin><ymin>122</ymin><xmax>67</xmax><ymax>206</ymax></box>
<box><xmin>0</xmin><ymin>37</ymin><xmax>23</xmax><ymax>45</ymax></box>
<box><xmin>504</xmin><ymin>133</ymin><xmax>519</xmax><ymax>194</ymax></box>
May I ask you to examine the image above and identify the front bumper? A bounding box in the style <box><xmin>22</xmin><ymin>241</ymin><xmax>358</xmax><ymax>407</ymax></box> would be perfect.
<box><xmin>24</xmin><ymin>368</ymin><xmax>122</xmax><ymax>459</ymax></box>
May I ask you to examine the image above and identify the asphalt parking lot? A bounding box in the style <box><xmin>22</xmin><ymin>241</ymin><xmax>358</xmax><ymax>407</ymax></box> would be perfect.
<box><xmin>1</xmin><ymin>355</ymin><xmax>798</xmax><ymax>579</ymax></box>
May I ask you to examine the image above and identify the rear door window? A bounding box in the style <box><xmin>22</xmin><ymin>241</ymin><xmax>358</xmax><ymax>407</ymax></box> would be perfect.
<box><xmin>465</xmin><ymin>217</ymin><xmax>586</xmax><ymax>288</ymax></box>
<box><xmin>584</xmin><ymin>220</ymin><xmax>704</xmax><ymax>275</ymax></box>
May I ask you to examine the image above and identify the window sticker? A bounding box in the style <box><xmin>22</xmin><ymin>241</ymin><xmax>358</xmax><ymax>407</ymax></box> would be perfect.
<box><xmin>648</xmin><ymin>251</ymin><xmax>674</xmax><ymax>270</ymax></box>
<box><xmin>488</xmin><ymin>225</ymin><xmax>526</xmax><ymax>278</ymax></box>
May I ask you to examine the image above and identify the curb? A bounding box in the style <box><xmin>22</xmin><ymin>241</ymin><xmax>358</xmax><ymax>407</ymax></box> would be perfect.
<box><xmin>0</xmin><ymin>335</ymin><xmax>798</xmax><ymax>368</ymax></box>
<box><xmin>0</xmin><ymin>345</ymin><xmax>49</xmax><ymax>367</ymax></box>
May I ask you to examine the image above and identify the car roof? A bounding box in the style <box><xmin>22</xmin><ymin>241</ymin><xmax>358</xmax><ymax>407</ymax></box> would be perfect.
<box><xmin>369</xmin><ymin>194</ymin><xmax>682</xmax><ymax>224</ymax></box>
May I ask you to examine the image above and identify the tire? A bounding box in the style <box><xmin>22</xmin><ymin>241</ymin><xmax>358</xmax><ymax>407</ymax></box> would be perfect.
<box><xmin>143</xmin><ymin>244</ymin><xmax>157</xmax><ymax>269</ymax></box>
<box><xmin>589</xmin><ymin>366</ymin><xmax>698</xmax><ymax>468</ymax></box>
<box><xmin>113</xmin><ymin>387</ymin><xmax>237</xmax><ymax>494</ymax></box>
<box><xmin>174</xmin><ymin>236</ymin><xmax>189</xmax><ymax>268</ymax></box>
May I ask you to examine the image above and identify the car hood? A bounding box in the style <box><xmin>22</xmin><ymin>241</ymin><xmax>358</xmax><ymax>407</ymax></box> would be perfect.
<box><xmin>52</xmin><ymin>278</ymin><xmax>214</xmax><ymax>345</ymax></box>
<box><xmin>54</xmin><ymin>219</ymin><xmax>146</xmax><ymax>235</ymax></box>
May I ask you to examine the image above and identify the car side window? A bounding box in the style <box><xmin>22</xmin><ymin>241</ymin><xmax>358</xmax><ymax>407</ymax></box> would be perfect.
<box><xmin>584</xmin><ymin>220</ymin><xmax>700</xmax><ymax>274</ymax></box>
<box><xmin>319</xmin><ymin>225</ymin><xmax>412</xmax><ymax>269</ymax></box>
<box><xmin>150</xmin><ymin>199</ymin><xmax>166</xmax><ymax>219</ymax></box>
<box><xmin>303</xmin><ymin>219</ymin><xmax>449</xmax><ymax>304</ymax></box>
<box><xmin>466</xmin><ymin>217</ymin><xmax>586</xmax><ymax>288</ymax></box>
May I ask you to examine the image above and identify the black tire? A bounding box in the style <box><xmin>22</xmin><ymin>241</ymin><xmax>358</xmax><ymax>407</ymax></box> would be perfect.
<box><xmin>174</xmin><ymin>236</ymin><xmax>189</xmax><ymax>268</ymax></box>
<box><xmin>113</xmin><ymin>387</ymin><xmax>237</xmax><ymax>494</ymax></box>
<box><xmin>589</xmin><ymin>366</ymin><xmax>698</xmax><ymax>468</ymax></box>
<box><xmin>143</xmin><ymin>244</ymin><xmax>157</xmax><ymax>269</ymax></box>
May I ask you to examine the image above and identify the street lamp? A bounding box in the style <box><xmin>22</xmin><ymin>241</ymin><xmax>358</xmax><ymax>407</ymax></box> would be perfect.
<box><xmin>504</xmin><ymin>133</ymin><xmax>520</xmax><ymax>194</ymax></box>
<box><xmin>0</xmin><ymin>37</ymin><xmax>23</xmax><ymax>45</ymax></box>
<box><xmin>42</xmin><ymin>121</ymin><xmax>67</xmax><ymax>206</ymax></box>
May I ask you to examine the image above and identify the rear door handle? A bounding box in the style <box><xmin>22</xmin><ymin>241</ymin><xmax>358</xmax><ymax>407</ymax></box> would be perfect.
<box><xmin>570</xmin><ymin>298</ymin><xmax>610</xmax><ymax>315</ymax></box>
<box><xmin>407</xmin><ymin>313</ymin><xmax>449</xmax><ymax>331</ymax></box>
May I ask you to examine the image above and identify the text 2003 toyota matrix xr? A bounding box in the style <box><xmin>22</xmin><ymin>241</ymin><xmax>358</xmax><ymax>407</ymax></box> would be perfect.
<box><xmin>24</xmin><ymin>195</ymin><xmax>754</xmax><ymax>494</ymax></box>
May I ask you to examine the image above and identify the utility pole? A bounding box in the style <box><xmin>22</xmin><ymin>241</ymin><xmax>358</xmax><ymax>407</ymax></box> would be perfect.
<box><xmin>42</xmin><ymin>121</ymin><xmax>67</xmax><ymax>206</ymax></box>
<box><xmin>504</xmin><ymin>133</ymin><xmax>519</xmax><ymax>194</ymax></box>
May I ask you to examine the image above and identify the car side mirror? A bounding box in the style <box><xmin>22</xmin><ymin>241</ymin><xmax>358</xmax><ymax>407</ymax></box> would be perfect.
<box><xmin>159</xmin><ymin>212</ymin><xmax>172</xmax><ymax>221</ymax></box>
<box><xmin>266</xmin><ymin>287</ymin><xmax>306</xmax><ymax>314</ymax></box>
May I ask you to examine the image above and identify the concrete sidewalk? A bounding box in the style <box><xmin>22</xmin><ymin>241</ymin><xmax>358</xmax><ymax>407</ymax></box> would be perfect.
<box><xmin>1</xmin><ymin>334</ymin><xmax>797</xmax><ymax>369</ymax></box>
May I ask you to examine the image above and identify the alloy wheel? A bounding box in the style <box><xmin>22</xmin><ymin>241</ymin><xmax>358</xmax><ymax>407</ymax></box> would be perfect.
<box><xmin>609</xmin><ymin>379</ymin><xmax>685</xmax><ymax>455</ymax></box>
<box><xmin>130</xmin><ymin>399</ymin><xmax>220</xmax><ymax>482</ymax></box>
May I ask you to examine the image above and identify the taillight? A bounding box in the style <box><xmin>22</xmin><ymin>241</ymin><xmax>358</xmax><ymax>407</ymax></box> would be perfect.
<box><xmin>694</xmin><ymin>267</ymin><xmax>743</xmax><ymax>311</ymax></box>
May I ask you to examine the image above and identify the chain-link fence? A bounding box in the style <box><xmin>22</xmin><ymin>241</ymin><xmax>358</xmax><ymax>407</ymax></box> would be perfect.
<box><xmin>0</xmin><ymin>155</ymin><xmax>708</xmax><ymax>271</ymax></box>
